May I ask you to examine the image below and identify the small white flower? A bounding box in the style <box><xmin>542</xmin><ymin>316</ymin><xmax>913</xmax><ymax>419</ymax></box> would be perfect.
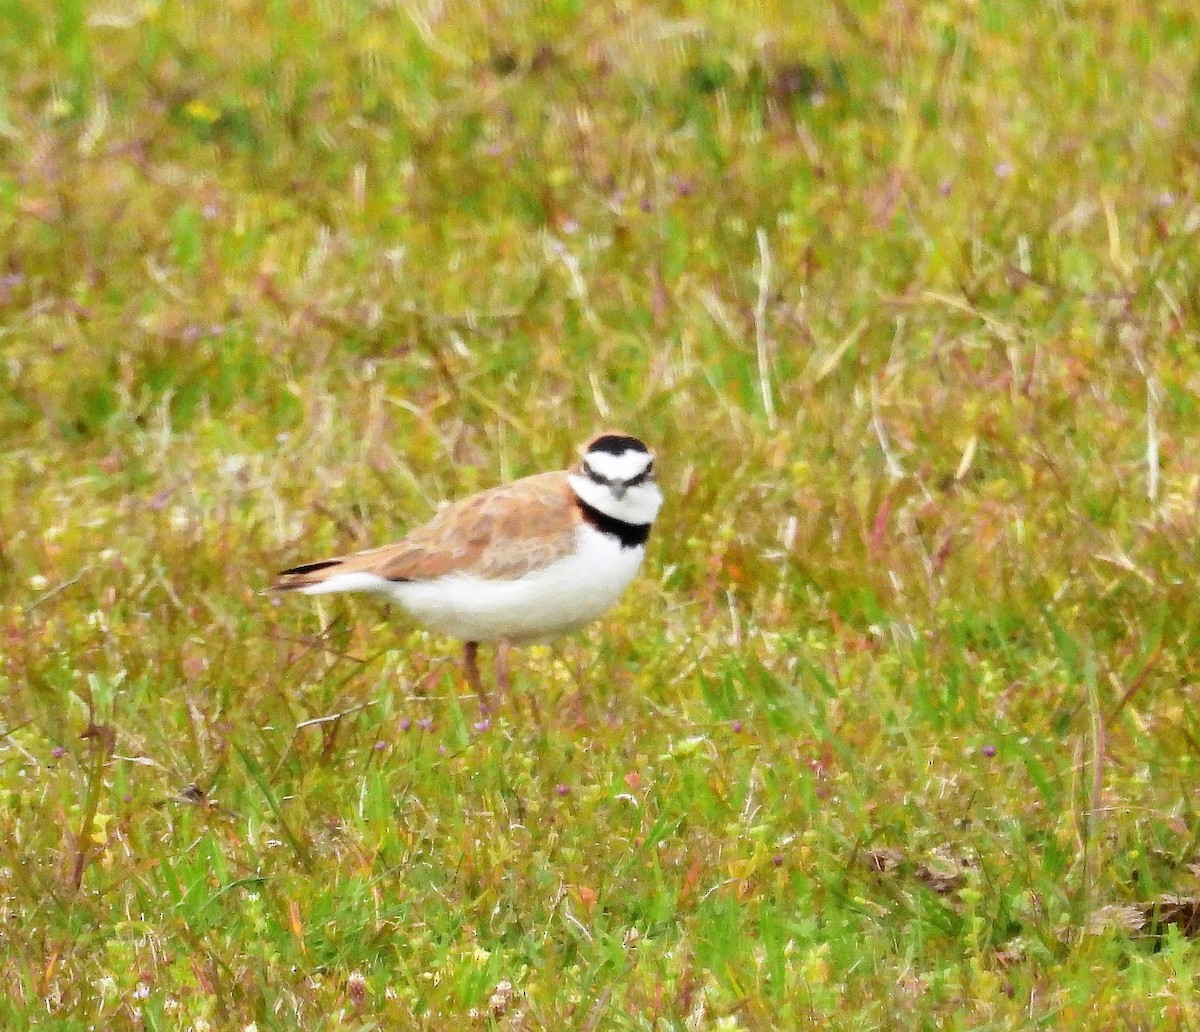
<box><xmin>488</xmin><ymin>979</ymin><xmax>515</xmax><ymax>1017</ymax></box>
<box><xmin>219</xmin><ymin>454</ymin><xmax>248</xmax><ymax>477</ymax></box>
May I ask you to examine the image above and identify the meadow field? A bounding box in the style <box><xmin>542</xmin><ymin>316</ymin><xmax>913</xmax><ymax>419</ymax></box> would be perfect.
<box><xmin>3</xmin><ymin>0</ymin><xmax>1200</xmax><ymax>1027</ymax></box>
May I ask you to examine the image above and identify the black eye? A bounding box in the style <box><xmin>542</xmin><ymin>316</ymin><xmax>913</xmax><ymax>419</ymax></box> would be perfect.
<box><xmin>625</xmin><ymin>462</ymin><xmax>654</xmax><ymax>487</ymax></box>
<box><xmin>584</xmin><ymin>462</ymin><xmax>608</xmax><ymax>484</ymax></box>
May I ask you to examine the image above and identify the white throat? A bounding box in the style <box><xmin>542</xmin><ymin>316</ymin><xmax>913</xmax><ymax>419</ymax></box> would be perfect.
<box><xmin>569</xmin><ymin>473</ymin><xmax>663</xmax><ymax>526</ymax></box>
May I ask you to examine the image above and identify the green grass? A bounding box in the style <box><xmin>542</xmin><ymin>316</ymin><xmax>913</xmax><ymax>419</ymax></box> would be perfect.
<box><xmin>3</xmin><ymin>0</ymin><xmax>1200</xmax><ymax>1027</ymax></box>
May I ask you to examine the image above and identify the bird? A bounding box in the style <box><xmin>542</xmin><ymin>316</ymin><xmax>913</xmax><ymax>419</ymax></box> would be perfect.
<box><xmin>270</xmin><ymin>432</ymin><xmax>663</xmax><ymax>705</ymax></box>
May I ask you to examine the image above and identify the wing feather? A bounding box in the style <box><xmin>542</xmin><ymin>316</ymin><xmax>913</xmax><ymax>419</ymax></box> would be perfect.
<box><xmin>270</xmin><ymin>471</ymin><xmax>579</xmax><ymax>591</ymax></box>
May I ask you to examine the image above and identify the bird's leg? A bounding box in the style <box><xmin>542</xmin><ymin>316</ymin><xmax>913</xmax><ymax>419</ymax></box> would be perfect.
<box><xmin>494</xmin><ymin>639</ymin><xmax>512</xmax><ymax>700</ymax></box>
<box><xmin>463</xmin><ymin>641</ymin><xmax>489</xmax><ymax>710</ymax></box>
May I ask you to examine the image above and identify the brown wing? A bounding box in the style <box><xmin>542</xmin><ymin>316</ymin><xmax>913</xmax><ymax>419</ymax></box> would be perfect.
<box><xmin>270</xmin><ymin>471</ymin><xmax>581</xmax><ymax>590</ymax></box>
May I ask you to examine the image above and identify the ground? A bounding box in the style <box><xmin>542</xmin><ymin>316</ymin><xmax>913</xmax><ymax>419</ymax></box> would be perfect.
<box><xmin>3</xmin><ymin>0</ymin><xmax>1200</xmax><ymax>1028</ymax></box>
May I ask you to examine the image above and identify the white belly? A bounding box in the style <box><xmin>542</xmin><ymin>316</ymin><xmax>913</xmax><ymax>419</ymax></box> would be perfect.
<box><xmin>307</xmin><ymin>525</ymin><xmax>647</xmax><ymax>643</ymax></box>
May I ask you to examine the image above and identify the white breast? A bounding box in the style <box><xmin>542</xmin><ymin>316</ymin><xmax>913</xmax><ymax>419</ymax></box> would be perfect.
<box><xmin>373</xmin><ymin>524</ymin><xmax>647</xmax><ymax>643</ymax></box>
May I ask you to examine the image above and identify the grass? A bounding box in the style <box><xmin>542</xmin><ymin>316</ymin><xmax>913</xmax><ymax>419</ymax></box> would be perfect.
<box><xmin>2</xmin><ymin>0</ymin><xmax>1200</xmax><ymax>1027</ymax></box>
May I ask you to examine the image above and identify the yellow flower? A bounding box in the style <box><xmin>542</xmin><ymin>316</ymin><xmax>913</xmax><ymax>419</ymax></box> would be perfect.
<box><xmin>91</xmin><ymin>812</ymin><xmax>114</xmax><ymax>845</ymax></box>
<box><xmin>184</xmin><ymin>100</ymin><xmax>221</xmax><ymax>124</ymax></box>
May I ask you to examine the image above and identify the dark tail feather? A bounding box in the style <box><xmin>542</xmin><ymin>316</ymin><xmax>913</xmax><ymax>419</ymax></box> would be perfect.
<box><xmin>270</xmin><ymin>558</ymin><xmax>343</xmax><ymax>592</ymax></box>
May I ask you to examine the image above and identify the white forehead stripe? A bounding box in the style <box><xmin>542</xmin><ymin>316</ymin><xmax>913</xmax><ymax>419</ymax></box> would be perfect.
<box><xmin>585</xmin><ymin>449</ymin><xmax>652</xmax><ymax>482</ymax></box>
